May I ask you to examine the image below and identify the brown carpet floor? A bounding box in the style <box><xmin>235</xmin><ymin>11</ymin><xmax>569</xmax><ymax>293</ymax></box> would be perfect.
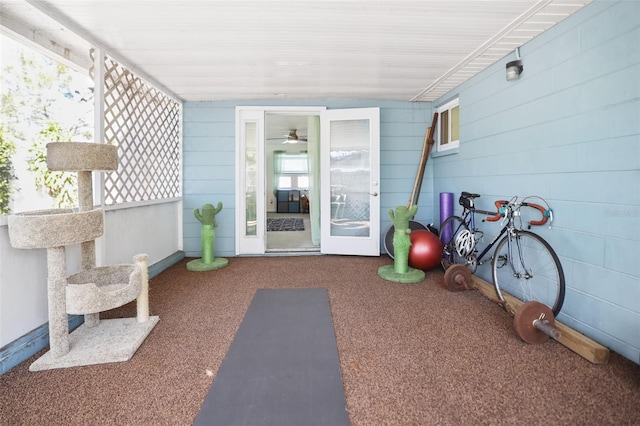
<box><xmin>1</xmin><ymin>255</ymin><xmax>638</xmax><ymax>425</ymax></box>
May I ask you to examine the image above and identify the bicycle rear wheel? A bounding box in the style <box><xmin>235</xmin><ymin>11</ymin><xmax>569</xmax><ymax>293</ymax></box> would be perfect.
<box><xmin>438</xmin><ymin>215</ymin><xmax>473</xmax><ymax>270</ymax></box>
<box><xmin>491</xmin><ymin>230</ymin><xmax>565</xmax><ymax>316</ymax></box>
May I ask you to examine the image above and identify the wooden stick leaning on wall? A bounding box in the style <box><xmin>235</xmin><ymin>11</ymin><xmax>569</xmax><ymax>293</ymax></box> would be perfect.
<box><xmin>383</xmin><ymin>112</ymin><xmax>439</xmax><ymax>258</ymax></box>
<box><xmin>408</xmin><ymin>112</ymin><xmax>439</xmax><ymax>209</ymax></box>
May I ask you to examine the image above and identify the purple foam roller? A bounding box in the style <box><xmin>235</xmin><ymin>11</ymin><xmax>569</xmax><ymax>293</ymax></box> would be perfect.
<box><xmin>440</xmin><ymin>192</ymin><xmax>454</xmax><ymax>243</ymax></box>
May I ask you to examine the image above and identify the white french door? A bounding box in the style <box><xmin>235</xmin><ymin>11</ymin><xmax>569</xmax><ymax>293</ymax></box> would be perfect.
<box><xmin>236</xmin><ymin>106</ymin><xmax>325</xmax><ymax>255</ymax></box>
<box><xmin>320</xmin><ymin>108</ymin><xmax>380</xmax><ymax>256</ymax></box>
<box><xmin>236</xmin><ymin>106</ymin><xmax>380</xmax><ymax>256</ymax></box>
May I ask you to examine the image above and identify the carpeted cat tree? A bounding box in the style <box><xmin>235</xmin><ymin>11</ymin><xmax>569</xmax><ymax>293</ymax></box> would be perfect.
<box><xmin>7</xmin><ymin>142</ymin><xmax>159</xmax><ymax>371</ymax></box>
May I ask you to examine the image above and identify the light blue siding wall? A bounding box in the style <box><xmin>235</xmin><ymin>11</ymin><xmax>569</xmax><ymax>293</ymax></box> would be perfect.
<box><xmin>183</xmin><ymin>100</ymin><xmax>432</xmax><ymax>257</ymax></box>
<box><xmin>183</xmin><ymin>104</ymin><xmax>237</xmax><ymax>257</ymax></box>
<box><xmin>432</xmin><ymin>0</ymin><xmax>639</xmax><ymax>364</ymax></box>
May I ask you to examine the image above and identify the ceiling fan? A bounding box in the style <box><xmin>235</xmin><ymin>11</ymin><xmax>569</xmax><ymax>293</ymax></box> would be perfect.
<box><xmin>283</xmin><ymin>129</ymin><xmax>307</xmax><ymax>144</ymax></box>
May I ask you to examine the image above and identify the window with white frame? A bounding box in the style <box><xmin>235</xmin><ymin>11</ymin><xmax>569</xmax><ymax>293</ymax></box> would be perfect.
<box><xmin>274</xmin><ymin>151</ymin><xmax>309</xmax><ymax>189</ymax></box>
<box><xmin>436</xmin><ymin>98</ymin><xmax>459</xmax><ymax>152</ymax></box>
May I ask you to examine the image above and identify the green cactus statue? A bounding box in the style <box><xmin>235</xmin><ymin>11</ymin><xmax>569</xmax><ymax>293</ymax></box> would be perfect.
<box><xmin>195</xmin><ymin>202</ymin><xmax>222</xmax><ymax>263</ymax></box>
<box><xmin>187</xmin><ymin>202</ymin><xmax>229</xmax><ymax>271</ymax></box>
<box><xmin>378</xmin><ymin>205</ymin><xmax>425</xmax><ymax>283</ymax></box>
<box><xmin>194</xmin><ymin>201</ymin><xmax>222</xmax><ymax>227</ymax></box>
<box><xmin>389</xmin><ymin>205</ymin><xmax>418</xmax><ymax>274</ymax></box>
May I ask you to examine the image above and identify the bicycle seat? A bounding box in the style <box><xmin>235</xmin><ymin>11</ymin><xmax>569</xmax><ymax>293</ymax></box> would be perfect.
<box><xmin>459</xmin><ymin>191</ymin><xmax>480</xmax><ymax>209</ymax></box>
<box><xmin>461</xmin><ymin>191</ymin><xmax>480</xmax><ymax>198</ymax></box>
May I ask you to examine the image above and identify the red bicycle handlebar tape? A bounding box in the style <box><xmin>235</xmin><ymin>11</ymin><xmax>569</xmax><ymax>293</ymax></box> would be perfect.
<box><xmin>524</xmin><ymin>202</ymin><xmax>548</xmax><ymax>226</ymax></box>
<box><xmin>485</xmin><ymin>200</ymin><xmax>508</xmax><ymax>222</ymax></box>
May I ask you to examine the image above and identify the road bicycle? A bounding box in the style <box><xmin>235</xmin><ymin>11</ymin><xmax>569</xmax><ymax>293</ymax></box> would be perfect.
<box><xmin>439</xmin><ymin>191</ymin><xmax>565</xmax><ymax>316</ymax></box>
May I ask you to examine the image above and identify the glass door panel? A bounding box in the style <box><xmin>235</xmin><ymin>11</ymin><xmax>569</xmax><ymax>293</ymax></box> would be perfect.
<box><xmin>236</xmin><ymin>108</ymin><xmax>265</xmax><ymax>255</ymax></box>
<box><xmin>321</xmin><ymin>108</ymin><xmax>380</xmax><ymax>256</ymax></box>
<box><xmin>244</xmin><ymin>121</ymin><xmax>257</xmax><ymax>236</ymax></box>
<box><xmin>329</xmin><ymin>119</ymin><xmax>371</xmax><ymax>237</ymax></box>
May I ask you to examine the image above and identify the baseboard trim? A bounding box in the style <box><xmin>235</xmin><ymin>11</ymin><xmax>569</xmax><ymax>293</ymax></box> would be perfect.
<box><xmin>148</xmin><ymin>250</ymin><xmax>185</xmax><ymax>279</ymax></box>
<box><xmin>0</xmin><ymin>315</ymin><xmax>84</xmax><ymax>375</ymax></box>
<box><xmin>0</xmin><ymin>250</ymin><xmax>185</xmax><ymax>375</ymax></box>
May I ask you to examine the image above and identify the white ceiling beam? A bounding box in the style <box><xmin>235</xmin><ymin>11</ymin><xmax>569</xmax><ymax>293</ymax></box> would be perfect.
<box><xmin>0</xmin><ymin>5</ymin><xmax>90</xmax><ymax>72</ymax></box>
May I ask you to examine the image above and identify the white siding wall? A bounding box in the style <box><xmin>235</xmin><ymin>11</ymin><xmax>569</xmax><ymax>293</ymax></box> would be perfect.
<box><xmin>103</xmin><ymin>201</ymin><xmax>182</xmax><ymax>265</ymax></box>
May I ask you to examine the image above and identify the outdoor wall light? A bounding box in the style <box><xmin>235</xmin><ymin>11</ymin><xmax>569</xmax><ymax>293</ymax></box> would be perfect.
<box><xmin>506</xmin><ymin>47</ymin><xmax>523</xmax><ymax>81</ymax></box>
<box><xmin>506</xmin><ymin>60</ymin><xmax>523</xmax><ymax>81</ymax></box>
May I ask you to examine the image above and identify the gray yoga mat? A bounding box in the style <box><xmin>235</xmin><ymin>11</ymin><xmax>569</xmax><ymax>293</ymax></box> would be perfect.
<box><xmin>193</xmin><ymin>288</ymin><xmax>350</xmax><ymax>426</ymax></box>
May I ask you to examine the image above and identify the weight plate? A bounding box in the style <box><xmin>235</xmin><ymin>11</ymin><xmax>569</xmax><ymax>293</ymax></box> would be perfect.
<box><xmin>513</xmin><ymin>301</ymin><xmax>555</xmax><ymax>344</ymax></box>
<box><xmin>444</xmin><ymin>264</ymin><xmax>472</xmax><ymax>292</ymax></box>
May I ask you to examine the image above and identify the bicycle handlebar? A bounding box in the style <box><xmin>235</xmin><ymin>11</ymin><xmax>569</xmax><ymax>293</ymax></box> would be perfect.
<box><xmin>485</xmin><ymin>199</ymin><xmax>549</xmax><ymax>226</ymax></box>
<box><xmin>523</xmin><ymin>202</ymin><xmax>549</xmax><ymax>226</ymax></box>
<box><xmin>485</xmin><ymin>200</ymin><xmax>507</xmax><ymax>222</ymax></box>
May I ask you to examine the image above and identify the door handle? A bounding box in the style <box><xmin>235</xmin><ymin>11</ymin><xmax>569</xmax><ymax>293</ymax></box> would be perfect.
<box><xmin>370</xmin><ymin>192</ymin><xmax>378</xmax><ymax>197</ymax></box>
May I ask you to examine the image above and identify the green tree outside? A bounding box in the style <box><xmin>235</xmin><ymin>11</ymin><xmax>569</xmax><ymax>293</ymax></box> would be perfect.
<box><xmin>0</xmin><ymin>35</ymin><xmax>93</xmax><ymax>212</ymax></box>
<box><xmin>0</xmin><ymin>126</ymin><xmax>16</xmax><ymax>214</ymax></box>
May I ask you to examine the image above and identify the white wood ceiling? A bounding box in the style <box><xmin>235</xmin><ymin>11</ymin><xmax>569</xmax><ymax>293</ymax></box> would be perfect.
<box><xmin>1</xmin><ymin>0</ymin><xmax>591</xmax><ymax>102</ymax></box>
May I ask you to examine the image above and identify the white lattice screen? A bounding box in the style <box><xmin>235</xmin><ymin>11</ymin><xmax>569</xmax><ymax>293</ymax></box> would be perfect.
<box><xmin>102</xmin><ymin>55</ymin><xmax>181</xmax><ymax>205</ymax></box>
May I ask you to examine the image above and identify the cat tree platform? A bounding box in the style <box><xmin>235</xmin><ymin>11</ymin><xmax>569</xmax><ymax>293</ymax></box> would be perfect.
<box><xmin>8</xmin><ymin>208</ymin><xmax>103</xmax><ymax>248</ymax></box>
<box><xmin>29</xmin><ymin>316</ymin><xmax>159</xmax><ymax>372</ymax></box>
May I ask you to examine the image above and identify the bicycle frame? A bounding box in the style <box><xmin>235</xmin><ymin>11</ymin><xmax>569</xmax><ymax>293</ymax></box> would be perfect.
<box><xmin>476</xmin><ymin>223</ymin><xmax>508</xmax><ymax>265</ymax></box>
<box><xmin>453</xmin><ymin>206</ymin><xmax>509</xmax><ymax>266</ymax></box>
<box><xmin>453</xmin><ymin>194</ymin><xmax>552</xmax><ymax>266</ymax></box>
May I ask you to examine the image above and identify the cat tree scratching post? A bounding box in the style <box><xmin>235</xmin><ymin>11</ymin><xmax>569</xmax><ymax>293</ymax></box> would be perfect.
<box><xmin>8</xmin><ymin>142</ymin><xmax>159</xmax><ymax>371</ymax></box>
<box><xmin>77</xmin><ymin>168</ymin><xmax>99</xmax><ymax>327</ymax></box>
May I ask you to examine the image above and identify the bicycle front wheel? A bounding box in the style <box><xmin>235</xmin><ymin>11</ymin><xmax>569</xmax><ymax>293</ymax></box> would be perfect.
<box><xmin>438</xmin><ymin>215</ymin><xmax>472</xmax><ymax>270</ymax></box>
<box><xmin>491</xmin><ymin>230</ymin><xmax>565</xmax><ymax>316</ymax></box>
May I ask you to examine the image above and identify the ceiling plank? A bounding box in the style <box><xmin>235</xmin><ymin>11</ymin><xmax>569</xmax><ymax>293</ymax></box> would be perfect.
<box><xmin>0</xmin><ymin>0</ymin><xmax>592</xmax><ymax>102</ymax></box>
